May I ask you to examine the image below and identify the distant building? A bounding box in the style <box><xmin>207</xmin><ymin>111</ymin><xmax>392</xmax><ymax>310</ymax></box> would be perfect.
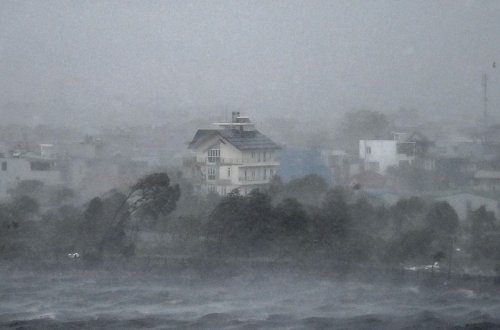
<box><xmin>57</xmin><ymin>137</ymin><xmax>148</xmax><ymax>196</ymax></box>
<box><xmin>473</xmin><ymin>170</ymin><xmax>500</xmax><ymax>191</ymax></box>
<box><xmin>0</xmin><ymin>136</ymin><xmax>150</xmax><ymax>201</ymax></box>
<box><xmin>433</xmin><ymin>191</ymin><xmax>500</xmax><ymax>220</ymax></box>
<box><xmin>186</xmin><ymin>112</ymin><xmax>281</xmax><ymax>195</ymax></box>
<box><xmin>359</xmin><ymin>134</ymin><xmax>415</xmax><ymax>174</ymax></box>
<box><xmin>0</xmin><ymin>145</ymin><xmax>63</xmax><ymax>199</ymax></box>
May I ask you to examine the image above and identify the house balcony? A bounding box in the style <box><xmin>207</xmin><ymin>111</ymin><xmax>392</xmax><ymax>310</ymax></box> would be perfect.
<box><xmin>238</xmin><ymin>161</ymin><xmax>279</xmax><ymax>167</ymax></box>
<box><xmin>237</xmin><ymin>177</ymin><xmax>272</xmax><ymax>185</ymax></box>
<box><xmin>196</xmin><ymin>157</ymin><xmax>279</xmax><ymax>166</ymax></box>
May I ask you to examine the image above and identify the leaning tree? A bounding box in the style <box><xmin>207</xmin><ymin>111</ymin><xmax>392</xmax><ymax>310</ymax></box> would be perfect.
<box><xmin>97</xmin><ymin>172</ymin><xmax>180</xmax><ymax>258</ymax></box>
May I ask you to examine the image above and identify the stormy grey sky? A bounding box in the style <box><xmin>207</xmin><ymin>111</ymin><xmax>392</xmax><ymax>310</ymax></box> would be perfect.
<box><xmin>0</xmin><ymin>0</ymin><xmax>499</xmax><ymax>127</ymax></box>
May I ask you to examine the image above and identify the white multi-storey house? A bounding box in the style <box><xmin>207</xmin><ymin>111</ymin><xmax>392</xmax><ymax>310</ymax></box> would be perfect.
<box><xmin>359</xmin><ymin>133</ymin><xmax>416</xmax><ymax>174</ymax></box>
<box><xmin>187</xmin><ymin>112</ymin><xmax>280</xmax><ymax>195</ymax></box>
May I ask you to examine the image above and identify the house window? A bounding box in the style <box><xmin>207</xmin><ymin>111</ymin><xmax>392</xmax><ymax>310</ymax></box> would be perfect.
<box><xmin>252</xmin><ymin>169</ymin><xmax>255</xmax><ymax>178</ymax></box>
<box><xmin>244</xmin><ymin>169</ymin><xmax>247</xmax><ymax>179</ymax></box>
<box><xmin>264</xmin><ymin>168</ymin><xmax>267</xmax><ymax>179</ymax></box>
<box><xmin>258</xmin><ymin>152</ymin><xmax>261</xmax><ymax>162</ymax></box>
<box><xmin>30</xmin><ymin>161</ymin><xmax>51</xmax><ymax>171</ymax></box>
<box><xmin>366</xmin><ymin>147</ymin><xmax>372</xmax><ymax>154</ymax></box>
<box><xmin>208</xmin><ymin>149</ymin><xmax>220</xmax><ymax>163</ymax></box>
<box><xmin>397</xmin><ymin>142</ymin><xmax>415</xmax><ymax>156</ymax></box>
<box><xmin>227</xmin><ymin>167</ymin><xmax>231</xmax><ymax>177</ymax></box>
<box><xmin>263</xmin><ymin>152</ymin><xmax>267</xmax><ymax>161</ymax></box>
<box><xmin>252</xmin><ymin>152</ymin><xmax>255</xmax><ymax>159</ymax></box>
<box><xmin>1</xmin><ymin>162</ymin><xmax>6</xmax><ymax>171</ymax></box>
<box><xmin>207</xmin><ymin>167</ymin><xmax>216</xmax><ymax>180</ymax></box>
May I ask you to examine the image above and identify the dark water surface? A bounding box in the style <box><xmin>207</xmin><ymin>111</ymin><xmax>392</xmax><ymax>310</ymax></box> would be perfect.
<box><xmin>1</xmin><ymin>263</ymin><xmax>500</xmax><ymax>329</ymax></box>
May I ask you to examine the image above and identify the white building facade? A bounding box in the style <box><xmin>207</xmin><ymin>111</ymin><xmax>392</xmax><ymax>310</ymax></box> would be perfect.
<box><xmin>187</xmin><ymin>112</ymin><xmax>280</xmax><ymax>195</ymax></box>
<box><xmin>0</xmin><ymin>152</ymin><xmax>63</xmax><ymax>199</ymax></box>
<box><xmin>359</xmin><ymin>135</ymin><xmax>415</xmax><ymax>174</ymax></box>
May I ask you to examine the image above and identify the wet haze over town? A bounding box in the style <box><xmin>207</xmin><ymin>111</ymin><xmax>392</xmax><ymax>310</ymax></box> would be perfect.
<box><xmin>2</xmin><ymin>1</ymin><xmax>500</xmax><ymax>329</ymax></box>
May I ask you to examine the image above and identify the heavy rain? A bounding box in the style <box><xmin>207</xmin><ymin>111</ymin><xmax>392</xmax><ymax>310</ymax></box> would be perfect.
<box><xmin>1</xmin><ymin>1</ymin><xmax>500</xmax><ymax>329</ymax></box>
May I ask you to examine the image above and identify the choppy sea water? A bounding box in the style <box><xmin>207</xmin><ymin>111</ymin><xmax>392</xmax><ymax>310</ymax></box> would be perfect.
<box><xmin>1</xmin><ymin>263</ymin><xmax>500</xmax><ymax>329</ymax></box>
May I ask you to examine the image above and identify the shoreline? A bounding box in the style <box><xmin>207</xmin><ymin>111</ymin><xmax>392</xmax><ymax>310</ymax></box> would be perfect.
<box><xmin>2</xmin><ymin>255</ymin><xmax>499</xmax><ymax>289</ymax></box>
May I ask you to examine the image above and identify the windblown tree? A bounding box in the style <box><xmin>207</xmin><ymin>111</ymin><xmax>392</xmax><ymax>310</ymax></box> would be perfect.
<box><xmin>44</xmin><ymin>205</ymin><xmax>84</xmax><ymax>256</ymax></box>
<box><xmin>207</xmin><ymin>189</ymin><xmax>276</xmax><ymax>255</ymax></box>
<box><xmin>468</xmin><ymin>206</ymin><xmax>498</xmax><ymax>264</ymax></box>
<box><xmin>206</xmin><ymin>189</ymin><xmax>246</xmax><ymax>254</ymax></box>
<box><xmin>96</xmin><ymin>172</ymin><xmax>180</xmax><ymax>258</ymax></box>
<box><xmin>129</xmin><ymin>173</ymin><xmax>181</xmax><ymax>221</ymax></box>
<box><xmin>390</xmin><ymin>197</ymin><xmax>427</xmax><ymax>235</ymax></box>
<box><xmin>318</xmin><ymin>188</ymin><xmax>351</xmax><ymax>240</ymax></box>
<box><xmin>0</xmin><ymin>195</ymin><xmax>40</xmax><ymax>258</ymax></box>
<box><xmin>273</xmin><ymin>197</ymin><xmax>309</xmax><ymax>241</ymax></box>
<box><xmin>243</xmin><ymin>189</ymin><xmax>274</xmax><ymax>248</ymax></box>
<box><xmin>385</xmin><ymin>201</ymin><xmax>458</xmax><ymax>265</ymax></box>
<box><xmin>281</xmin><ymin>174</ymin><xmax>328</xmax><ymax>207</ymax></box>
<box><xmin>272</xmin><ymin>197</ymin><xmax>311</xmax><ymax>258</ymax></box>
<box><xmin>312</xmin><ymin>188</ymin><xmax>352</xmax><ymax>260</ymax></box>
<box><xmin>208</xmin><ymin>189</ymin><xmax>313</xmax><ymax>257</ymax></box>
<box><xmin>424</xmin><ymin>201</ymin><xmax>459</xmax><ymax>237</ymax></box>
<box><xmin>350</xmin><ymin>197</ymin><xmax>389</xmax><ymax>235</ymax></box>
<box><xmin>267</xmin><ymin>175</ymin><xmax>284</xmax><ymax>198</ymax></box>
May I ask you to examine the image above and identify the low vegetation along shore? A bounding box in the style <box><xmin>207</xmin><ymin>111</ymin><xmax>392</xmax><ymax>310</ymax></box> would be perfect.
<box><xmin>2</xmin><ymin>172</ymin><xmax>500</xmax><ymax>283</ymax></box>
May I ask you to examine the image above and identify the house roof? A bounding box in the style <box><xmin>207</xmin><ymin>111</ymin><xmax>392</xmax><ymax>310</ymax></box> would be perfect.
<box><xmin>188</xmin><ymin>129</ymin><xmax>281</xmax><ymax>151</ymax></box>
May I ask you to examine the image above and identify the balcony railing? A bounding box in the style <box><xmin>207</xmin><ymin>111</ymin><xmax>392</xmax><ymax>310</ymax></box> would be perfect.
<box><xmin>238</xmin><ymin>177</ymin><xmax>272</xmax><ymax>184</ymax></box>
<box><xmin>196</xmin><ymin>157</ymin><xmax>278</xmax><ymax>165</ymax></box>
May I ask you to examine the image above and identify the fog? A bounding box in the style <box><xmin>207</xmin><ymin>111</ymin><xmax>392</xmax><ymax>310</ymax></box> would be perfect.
<box><xmin>2</xmin><ymin>1</ymin><xmax>500</xmax><ymax>329</ymax></box>
<box><xmin>1</xmin><ymin>1</ymin><xmax>500</xmax><ymax>127</ymax></box>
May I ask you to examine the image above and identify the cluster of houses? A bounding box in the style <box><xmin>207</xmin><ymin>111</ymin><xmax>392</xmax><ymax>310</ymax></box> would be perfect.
<box><xmin>185</xmin><ymin>112</ymin><xmax>500</xmax><ymax>222</ymax></box>
<box><xmin>321</xmin><ymin>126</ymin><xmax>500</xmax><ymax>221</ymax></box>
<box><xmin>4</xmin><ymin>111</ymin><xmax>500</xmax><ymax>223</ymax></box>
<box><xmin>0</xmin><ymin>112</ymin><xmax>281</xmax><ymax>202</ymax></box>
<box><xmin>0</xmin><ymin>136</ymin><xmax>148</xmax><ymax>200</ymax></box>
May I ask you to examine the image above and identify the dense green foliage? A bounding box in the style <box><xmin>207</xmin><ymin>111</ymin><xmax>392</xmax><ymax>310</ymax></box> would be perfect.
<box><xmin>1</xmin><ymin>172</ymin><xmax>499</xmax><ymax>275</ymax></box>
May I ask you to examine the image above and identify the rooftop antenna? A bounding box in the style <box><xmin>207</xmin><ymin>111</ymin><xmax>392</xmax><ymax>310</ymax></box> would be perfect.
<box><xmin>481</xmin><ymin>62</ymin><xmax>497</xmax><ymax>141</ymax></box>
<box><xmin>482</xmin><ymin>73</ymin><xmax>488</xmax><ymax>127</ymax></box>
